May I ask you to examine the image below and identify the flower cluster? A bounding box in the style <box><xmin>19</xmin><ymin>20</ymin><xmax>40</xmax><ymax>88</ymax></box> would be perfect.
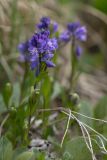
<box><xmin>18</xmin><ymin>17</ymin><xmax>87</xmax><ymax>76</ymax></box>
<box><xmin>59</xmin><ymin>22</ymin><xmax>87</xmax><ymax>56</ymax></box>
<box><xmin>29</xmin><ymin>30</ymin><xmax>58</xmax><ymax>70</ymax></box>
<box><xmin>18</xmin><ymin>17</ymin><xmax>58</xmax><ymax>76</ymax></box>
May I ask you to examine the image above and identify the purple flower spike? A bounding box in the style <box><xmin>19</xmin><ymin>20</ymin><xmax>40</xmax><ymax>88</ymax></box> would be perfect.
<box><xmin>59</xmin><ymin>21</ymin><xmax>87</xmax><ymax>57</ymax></box>
<box><xmin>67</xmin><ymin>22</ymin><xmax>87</xmax><ymax>42</ymax></box>
<box><xmin>18</xmin><ymin>17</ymin><xmax>58</xmax><ymax>76</ymax></box>
<box><xmin>28</xmin><ymin>29</ymin><xmax>58</xmax><ymax>73</ymax></box>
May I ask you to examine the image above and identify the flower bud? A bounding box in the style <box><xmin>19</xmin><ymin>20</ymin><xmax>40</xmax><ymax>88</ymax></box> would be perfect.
<box><xmin>11</xmin><ymin>106</ymin><xmax>17</xmax><ymax>112</ymax></box>
<box><xmin>69</xmin><ymin>93</ymin><xmax>80</xmax><ymax>106</ymax></box>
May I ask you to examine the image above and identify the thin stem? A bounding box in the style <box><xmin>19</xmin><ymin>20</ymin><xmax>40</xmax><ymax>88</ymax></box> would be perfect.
<box><xmin>70</xmin><ymin>37</ymin><xmax>77</xmax><ymax>91</ymax></box>
<box><xmin>0</xmin><ymin>114</ymin><xmax>10</xmax><ymax>137</ymax></box>
<box><xmin>28</xmin><ymin>106</ymin><xmax>31</xmax><ymax>138</ymax></box>
<box><xmin>37</xmin><ymin>107</ymin><xmax>107</xmax><ymax>124</ymax></box>
<box><xmin>71</xmin><ymin>110</ymin><xmax>107</xmax><ymax>124</ymax></box>
<box><xmin>62</xmin><ymin>110</ymin><xmax>107</xmax><ymax>143</ymax></box>
<box><xmin>61</xmin><ymin>109</ymin><xmax>71</xmax><ymax>147</ymax></box>
<box><xmin>20</xmin><ymin>62</ymin><xmax>28</xmax><ymax>102</ymax></box>
<box><xmin>82</xmin><ymin>122</ymin><xmax>107</xmax><ymax>143</ymax></box>
<box><xmin>96</xmin><ymin>135</ymin><xmax>107</xmax><ymax>154</ymax></box>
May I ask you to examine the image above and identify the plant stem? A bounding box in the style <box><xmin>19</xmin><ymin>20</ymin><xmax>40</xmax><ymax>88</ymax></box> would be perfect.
<box><xmin>0</xmin><ymin>114</ymin><xmax>10</xmax><ymax>137</ymax></box>
<box><xmin>70</xmin><ymin>37</ymin><xmax>77</xmax><ymax>92</ymax></box>
<box><xmin>20</xmin><ymin>62</ymin><xmax>28</xmax><ymax>102</ymax></box>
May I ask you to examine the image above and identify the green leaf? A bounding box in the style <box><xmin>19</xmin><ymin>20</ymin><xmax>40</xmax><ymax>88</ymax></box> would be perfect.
<box><xmin>63</xmin><ymin>137</ymin><xmax>100</xmax><ymax>160</ymax></box>
<box><xmin>41</xmin><ymin>76</ymin><xmax>51</xmax><ymax>97</ymax></box>
<box><xmin>41</xmin><ymin>75</ymin><xmax>52</xmax><ymax>107</ymax></box>
<box><xmin>94</xmin><ymin>95</ymin><xmax>107</xmax><ymax>136</ymax></box>
<box><xmin>15</xmin><ymin>151</ymin><xmax>34</xmax><ymax>160</ymax></box>
<box><xmin>35</xmin><ymin>71</ymin><xmax>47</xmax><ymax>84</ymax></box>
<box><xmin>78</xmin><ymin>100</ymin><xmax>93</xmax><ymax>127</ymax></box>
<box><xmin>0</xmin><ymin>137</ymin><xmax>13</xmax><ymax>160</ymax></box>
<box><xmin>94</xmin><ymin>95</ymin><xmax>107</xmax><ymax>119</ymax></box>
<box><xmin>0</xmin><ymin>94</ymin><xmax>7</xmax><ymax>113</ymax></box>
<box><xmin>51</xmin><ymin>82</ymin><xmax>62</xmax><ymax>100</ymax></box>
<box><xmin>33</xmin><ymin>149</ymin><xmax>45</xmax><ymax>159</ymax></box>
<box><xmin>10</xmin><ymin>83</ymin><xmax>21</xmax><ymax>107</ymax></box>
<box><xmin>12</xmin><ymin>147</ymin><xmax>27</xmax><ymax>160</ymax></box>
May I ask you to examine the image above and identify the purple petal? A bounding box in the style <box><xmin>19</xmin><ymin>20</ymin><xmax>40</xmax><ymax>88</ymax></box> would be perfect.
<box><xmin>40</xmin><ymin>17</ymin><xmax>50</xmax><ymax>25</ymax></box>
<box><xmin>47</xmin><ymin>38</ymin><xmax>58</xmax><ymax>51</ymax></box>
<box><xmin>53</xmin><ymin>22</ymin><xmax>58</xmax><ymax>32</ymax></box>
<box><xmin>36</xmin><ymin>17</ymin><xmax>50</xmax><ymax>30</ymax></box>
<box><xmin>75</xmin><ymin>46</ymin><xmax>83</xmax><ymax>57</ymax></box>
<box><xmin>42</xmin><ymin>53</ymin><xmax>54</xmax><ymax>59</ymax></box>
<box><xmin>18</xmin><ymin>41</ymin><xmax>29</xmax><ymax>53</ymax></box>
<box><xmin>19</xmin><ymin>54</ymin><xmax>26</xmax><ymax>62</ymax></box>
<box><xmin>30</xmin><ymin>60</ymin><xmax>39</xmax><ymax>70</ymax></box>
<box><xmin>75</xmin><ymin>26</ymin><xmax>87</xmax><ymax>41</ymax></box>
<box><xmin>59</xmin><ymin>31</ymin><xmax>70</xmax><ymax>42</ymax></box>
<box><xmin>45</xmin><ymin>60</ymin><xmax>56</xmax><ymax>67</ymax></box>
<box><xmin>28</xmin><ymin>47</ymin><xmax>39</xmax><ymax>62</ymax></box>
<box><xmin>67</xmin><ymin>22</ymin><xmax>80</xmax><ymax>32</ymax></box>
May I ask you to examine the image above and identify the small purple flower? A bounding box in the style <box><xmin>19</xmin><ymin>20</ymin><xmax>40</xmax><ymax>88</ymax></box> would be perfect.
<box><xmin>47</xmin><ymin>38</ymin><xmax>58</xmax><ymax>52</ymax></box>
<box><xmin>59</xmin><ymin>22</ymin><xmax>87</xmax><ymax>57</ymax></box>
<box><xmin>37</xmin><ymin>17</ymin><xmax>50</xmax><ymax>30</ymax></box>
<box><xmin>18</xmin><ymin>41</ymin><xmax>28</xmax><ymax>53</ymax></box>
<box><xmin>42</xmin><ymin>53</ymin><xmax>54</xmax><ymax>59</ymax></box>
<box><xmin>28</xmin><ymin>46</ymin><xmax>39</xmax><ymax>62</ymax></box>
<box><xmin>37</xmin><ymin>17</ymin><xmax>58</xmax><ymax>34</ymax></box>
<box><xmin>43</xmin><ymin>60</ymin><xmax>56</xmax><ymax>67</ymax></box>
<box><xmin>67</xmin><ymin>22</ymin><xmax>87</xmax><ymax>42</ymax></box>
<box><xmin>18</xmin><ymin>41</ymin><xmax>29</xmax><ymax>61</ymax></box>
<box><xmin>41</xmin><ymin>17</ymin><xmax>50</xmax><ymax>25</ymax></box>
<box><xmin>75</xmin><ymin>26</ymin><xmax>87</xmax><ymax>41</ymax></box>
<box><xmin>59</xmin><ymin>22</ymin><xmax>87</xmax><ymax>42</ymax></box>
<box><xmin>59</xmin><ymin>31</ymin><xmax>70</xmax><ymax>42</ymax></box>
<box><xmin>67</xmin><ymin>22</ymin><xmax>80</xmax><ymax>32</ymax></box>
<box><xmin>29</xmin><ymin>30</ymin><xmax>50</xmax><ymax>54</ymax></box>
<box><xmin>53</xmin><ymin>22</ymin><xmax>58</xmax><ymax>32</ymax></box>
<box><xmin>75</xmin><ymin>45</ymin><xmax>83</xmax><ymax>57</ymax></box>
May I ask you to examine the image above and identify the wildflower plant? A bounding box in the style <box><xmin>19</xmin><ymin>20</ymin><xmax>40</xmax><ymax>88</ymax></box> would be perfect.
<box><xmin>0</xmin><ymin>16</ymin><xmax>107</xmax><ymax>160</ymax></box>
<box><xmin>59</xmin><ymin>22</ymin><xmax>87</xmax><ymax>90</ymax></box>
